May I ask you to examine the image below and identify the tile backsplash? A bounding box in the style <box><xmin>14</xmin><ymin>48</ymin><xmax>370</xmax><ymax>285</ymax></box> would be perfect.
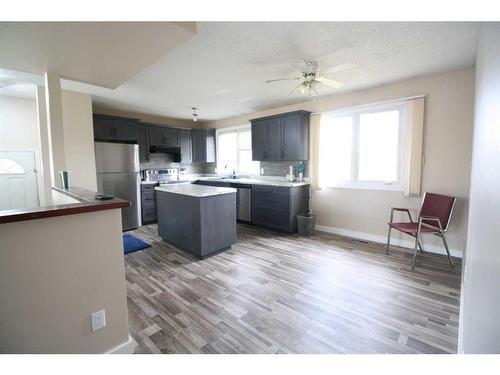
<box><xmin>259</xmin><ymin>161</ymin><xmax>309</xmax><ymax>177</ymax></box>
<box><xmin>141</xmin><ymin>154</ymin><xmax>308</xmax><ymax>178</ymax></box>
<box><xmin>140</xmin><ymin>153</ymin><xmax>214</xmax><ymax>174</ymax></box>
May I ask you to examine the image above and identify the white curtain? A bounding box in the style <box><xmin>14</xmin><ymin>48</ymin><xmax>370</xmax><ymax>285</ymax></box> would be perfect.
<box><xmin>309</xmin><ymin>113</ymin><xmax>322</xmax><ymax>189</ymax></box>
<box><xmin>403</xmin><ymin>97</ymin><xmax>425</xmax><ymax>197</ymax></box>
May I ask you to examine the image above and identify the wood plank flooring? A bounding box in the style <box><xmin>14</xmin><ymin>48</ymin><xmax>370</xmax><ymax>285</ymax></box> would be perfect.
<box><xmin>125</xmin><ymin>224</ymin><xmax>462</xmax><ymax>354</ymax></box>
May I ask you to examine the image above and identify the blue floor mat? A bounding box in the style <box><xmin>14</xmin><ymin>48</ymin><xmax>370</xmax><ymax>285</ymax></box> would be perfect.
<box><xmin>123</xmin><ymin>234</ymin><xmax>151</xmax><ymax>254</ymax></box>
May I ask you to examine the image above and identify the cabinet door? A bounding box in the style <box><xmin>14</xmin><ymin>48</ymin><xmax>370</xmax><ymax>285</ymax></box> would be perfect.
<box><xmin>180</xmin><ymin>129</ymin><xmax>192</xmax><ymax>163</ymax></box>
<box><xmin>148</xmin><ymin>126</ymin><xmax>164</xmax><ymax>146</ymax></box>
<box><xmin>192</xmin><ymin>129</ymin><xmax>206</xmax><ymax>162</ymax></box>
<box><xmin>114</xmin><ymin>120</ymin><xmax>137</xmax><ymax>141</ymax></box>
<box><xmin>93</xmin><ymin>116</ymin><xmax>115</xmax><ymax>140</ymax></box>
<box><xmin>251</xmin><ymin>185</ymin><xmax>291</xmax><ymax>231</ymax></box>
<box><xmin>164</xmin><ymin>128</ymin><xmax>179</xmax><ymax>146</ymax></box>
<box><xmin>267</xmin><ymin>117</ymin><xmax>282</xmax><ymax>161</ymax></box>
<box><xmin>251</xmin><ymin>120</ymin><xmax>268</xmax><ymax>161</ymax></box>
<box><xmin>137</xmin><ymin>125</ymin><xmax>149</xmax><ymax>162</ymax></box>
<box><xmin>281</xmin><ymin>114</ymin><xmax>302</xmax><ymax>160</ymax></box>
<box><xmin>205</xmin><ymin>129</ymin><xmax>216</xmax><ymax>163</ymax></box>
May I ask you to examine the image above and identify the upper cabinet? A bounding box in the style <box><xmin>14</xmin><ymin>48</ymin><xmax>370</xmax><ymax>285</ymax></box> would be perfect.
<box><xmin>147</xmin><ymin>125</ymin><xmax>179</xmax><ymax>147</ymax></box>
<box><xmin>93</xmin><ymin>114</ymin><xmax>138</xmax><ymax>142</ymax></box>
<box><xmin>192</xmin><ymin>129</ymin><xmax>216</xmax><ymax>163</ymax></box>
<box><xmin>180</xmin><ymin>129</ymin><xmax>193</xmax><ymax>163</ymax></box>
<box><xmin>137</xmin><ymin>125</ymin><xmax>150</xmax><ymax>162</ymax></box>
<box><xmin>250</xmin><ymin>110</ymin><xmax>310</xmax><ymax>161</ymax></box>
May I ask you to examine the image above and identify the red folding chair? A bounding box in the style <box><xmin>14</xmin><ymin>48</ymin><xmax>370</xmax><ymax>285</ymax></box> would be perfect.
<box><xmin>385</xmin><ymin>192</ymin><xmax>456</xmax><ymax>270</ymax></box>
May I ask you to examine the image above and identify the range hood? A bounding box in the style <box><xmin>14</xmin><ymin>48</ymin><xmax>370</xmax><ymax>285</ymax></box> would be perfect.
<box><xmin>149</xmin><ymin>145</ymin><xmax>181</xmax><ymax>162</ymax></box>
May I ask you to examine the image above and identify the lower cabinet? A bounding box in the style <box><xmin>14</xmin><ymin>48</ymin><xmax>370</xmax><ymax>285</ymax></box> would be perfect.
<box><xmin>141</xmin><ymin>184</ymin><xmax>158</xmax><ymax>224</ymax></box>
<box><xmin>252</xmin><ymin>185</ymin><xmax>309</xmax><ymax>233</ymax></box>
<box><xmin>195</xmin><ymin>181</ymin><xmax>310</xmax><ymax>233</ymax></box>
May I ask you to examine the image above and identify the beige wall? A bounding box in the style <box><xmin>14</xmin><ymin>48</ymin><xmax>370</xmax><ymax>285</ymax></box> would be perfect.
<box><xmin>0</xmin><ymin>209</ymin><xmax>130</xmax><ymax>353</ymax></box>
<box><xmin>208</xmin><ymin>68</ymin><xmax>475</xmax><ymax>256</ymax></box>
<box><xmin>459</xmin><ymin>24</ymin><xmax>500</xmax><ymax>353</ymax></box>
<box><xmin>61</xmin><ymin>91</ymin><xmax>97</xmax><ymax>190</ymax></box>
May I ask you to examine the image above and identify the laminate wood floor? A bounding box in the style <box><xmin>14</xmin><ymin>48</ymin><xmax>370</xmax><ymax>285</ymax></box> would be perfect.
<box><xmin>125</xmin><ymin>224</ymin><xmax>462</xmax><ymax>354</ymax></box>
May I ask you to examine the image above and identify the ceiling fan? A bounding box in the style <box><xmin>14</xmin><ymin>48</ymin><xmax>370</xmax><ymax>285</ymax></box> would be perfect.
<box><xmin>265</xmin><ymin>60</ymin><xmax>343</xmax><ymax>96</ymax></box>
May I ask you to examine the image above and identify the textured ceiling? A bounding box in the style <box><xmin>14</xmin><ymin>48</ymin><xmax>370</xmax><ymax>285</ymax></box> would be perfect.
<box><xmin>1</xmin><ymin>22</ymin><xmax>478</xmax><ymax>121</ymax></box>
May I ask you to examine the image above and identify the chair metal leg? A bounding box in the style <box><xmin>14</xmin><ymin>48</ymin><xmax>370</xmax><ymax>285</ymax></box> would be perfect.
<box><xmin>411</xmin><ymin>231</ymin><xmax>420</xmax><ymax>270</ymax></box>
<box><xmin>418</xmin><ymin>239</ymin><xmax>425</xmax><ymax>254</ymax></box>
<box><xmin>386</xmin><ymin>225</ymin><xmax>392</xmax><ymax>255</ymax></box>
<box><xmin>440</xmin><ymin>232</ymin><xmax>454</xmax><ymax>268</ymax></box>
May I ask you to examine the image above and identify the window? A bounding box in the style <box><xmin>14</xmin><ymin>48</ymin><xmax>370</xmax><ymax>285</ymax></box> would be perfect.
<box><xmin>319</xmin><ymin>103</ymin><xmax>404</xmax><ymax>190</ymax></box>
<box><xmin>216</xmin><ymin>125</ymin><xmax>260</xmax><ymax>176</ymax></box>
<box><xmin>0</xmin><ymin>158</ymin><xmax>25</xmax><ymax>174</ymax></box>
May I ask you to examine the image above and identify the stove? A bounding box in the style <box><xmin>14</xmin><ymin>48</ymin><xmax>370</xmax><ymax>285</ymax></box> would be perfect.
<box><xmin>142</xmin><ymin>168</ymin><xmax>190</xmax><ymax>185</ymax></box>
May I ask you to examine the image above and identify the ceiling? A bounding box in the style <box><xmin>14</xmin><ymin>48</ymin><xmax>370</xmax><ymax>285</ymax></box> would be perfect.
<box><xmin>0</xmin><ymin>22</ymin><xmax>478</xmax><ymax>121</ymax></box>
<box><xmin>0</xmin><ymin>22</ymin><xmax>196</xmax><ymax>88</ymax></box>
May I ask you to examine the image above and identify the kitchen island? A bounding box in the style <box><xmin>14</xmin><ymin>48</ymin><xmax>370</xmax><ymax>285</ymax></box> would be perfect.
<box><xmin>155</xmin><ymin>184</ymin><xmax>237</xmax><ymax>258</ymax></box>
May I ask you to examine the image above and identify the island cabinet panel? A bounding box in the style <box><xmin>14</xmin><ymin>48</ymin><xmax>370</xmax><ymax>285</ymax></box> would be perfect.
<box><xmin>192</xmin><ymin>129</ymin><xmax>216</xmax><ymax>162</ymax></box>
<box><xmin>251</xmin><ymin>184</ymin><xmax>309</xmax><ymax>233</ymax></box>
<box><xmin>180</xmin><ymin>129</ymin><xmax>193</xmax><ymax>163</ymax></box>
<box><xmin>250</xmin><ymin>110</ymin><xmax>310</xmax><ymax>161</ymax></box>
<box><xmin>93</xmin><ymin>114</ymin><xmax>138</xmax><ymax>142</ymax></box>
<box><xmin>156</xmin><ymin>189</ymin><xmax>236</xmax><ymax>258</ymax></box>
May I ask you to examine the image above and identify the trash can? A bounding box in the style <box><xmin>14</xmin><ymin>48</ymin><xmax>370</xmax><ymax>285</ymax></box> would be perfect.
<box><xmin>297</xmin><ymin>213</ymin><xmax>316</xmax><ymax>236</ymax></box>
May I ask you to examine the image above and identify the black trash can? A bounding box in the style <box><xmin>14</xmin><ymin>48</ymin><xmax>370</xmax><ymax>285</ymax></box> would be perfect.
<box><xmin>297</xmin><ymin>213</ymin><xmax>316</xmax><ymax>236</ymax></box>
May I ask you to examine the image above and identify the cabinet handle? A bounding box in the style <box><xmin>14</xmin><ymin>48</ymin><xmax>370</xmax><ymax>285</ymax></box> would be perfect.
<box><xmin>281</xmin><ymin>149</ymin><xmax>284</xmax><ymax>159</ymax></box>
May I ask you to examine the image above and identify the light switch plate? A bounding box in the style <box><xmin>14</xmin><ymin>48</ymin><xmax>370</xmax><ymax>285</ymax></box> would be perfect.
<box><xmin>91</xmin><ymin>309</ymin><xmax>106</xmax><ymax>332</ymax></box>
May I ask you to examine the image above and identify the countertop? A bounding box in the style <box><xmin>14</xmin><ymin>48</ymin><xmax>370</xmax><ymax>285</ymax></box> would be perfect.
<box><xmin>155</xmin><ymin>184</ymin><xmax>237</xmax><ymax>198</ymax></box>
<box><xmin>195</xmin><ymin>177</ymin><xmax>310</xmax><ymax>187</ymax></box>
<box><xmin>0</xmin><ymin>186</ymin><xmax>130</xmax><ymax>224</ymax></box>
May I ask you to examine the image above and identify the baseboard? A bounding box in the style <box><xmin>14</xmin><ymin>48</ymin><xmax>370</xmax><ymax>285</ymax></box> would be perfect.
<box><xmin>106</xmin><ymin>335</ymin><xmax>137</xmax><ymax>354</ymax></box>
<box><xmin>315</xmin><ymin>224</ymin><xmax>463</xmax><ymax>258</ymax></box>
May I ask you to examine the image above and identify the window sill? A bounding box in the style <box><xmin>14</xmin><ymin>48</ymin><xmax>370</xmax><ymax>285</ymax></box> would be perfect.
<box><xmin>318</xmin><ymin>182</ymin><xmax>404</xmax><ymax>192</ymax></box>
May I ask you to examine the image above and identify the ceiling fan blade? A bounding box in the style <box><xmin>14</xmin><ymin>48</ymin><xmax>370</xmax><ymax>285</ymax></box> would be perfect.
<box><xmin>289</xmin><ymin>82</ymin><xmax>306</xmax><ymax>95</ymax></box>
<box><xmin>265</xmin><ymin>77</ymin><xmax>301</xmax><ymax>83</ymax></box>
<box><xmin>315</xmin><ymin>76</ymin><xmax>343</xmax><ymax>88</ymax></box>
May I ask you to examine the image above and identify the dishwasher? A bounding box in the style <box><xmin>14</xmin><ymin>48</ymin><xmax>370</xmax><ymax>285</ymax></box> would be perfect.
<box><xmin>235</xmin><ymin>184</ymin><xmax>252</xmax><ymax>222</ymax></box>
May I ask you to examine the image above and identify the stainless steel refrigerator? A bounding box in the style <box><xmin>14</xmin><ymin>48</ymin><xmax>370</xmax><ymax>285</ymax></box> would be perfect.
<box><xmin>95</xmin><ymin>142</ymin><xmax>141</xmax><ymax>231</ymax></box>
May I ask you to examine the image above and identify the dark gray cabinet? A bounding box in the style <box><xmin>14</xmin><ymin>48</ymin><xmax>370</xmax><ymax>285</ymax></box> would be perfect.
<box><xmin>141</xmin><ymin>183</ymin><xmax>158</xmax><ymax>224</ymax></box>
<box><xmin>180</xmin><ymin>129</ymin><xmax>192</xmax><ymax>163</ymax></box>
<box><xmin>250</xmin><ymin>110</ymin><xmax>310</xmax><ymax>161</ymax></box>
<box><xmin>251</xmin><ymin>184</ymin><xmax>309</xmax><ymax>233</ymax></box>
<box><xmin>251</xmin><ymin>120</ymin><xmax>268</xmax><ymax>160</ymax></box>
<box><xmin>192</xmin><ymin>129</ymin><xmax>216</xmax><ymax>163</ymax></box>
<box><xmin>137</xmin><ymin>125</ymin><xmax>149</xmax><ymax>162</ymax></box>
<box><xmin>148</xmin><ymin>125</ymin><xmax>179</xmax><ymax>147</ymax></box>
<box><xmin>93</xmin><ymin>114</ymin><xmax>138</xmax><ymax>142</ymax></box>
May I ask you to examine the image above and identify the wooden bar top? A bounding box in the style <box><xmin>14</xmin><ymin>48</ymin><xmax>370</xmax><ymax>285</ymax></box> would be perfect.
<box><xmin>0</xmin><ymin>186</ymin><xmax>130</xmax><ymax>224</ymax></box>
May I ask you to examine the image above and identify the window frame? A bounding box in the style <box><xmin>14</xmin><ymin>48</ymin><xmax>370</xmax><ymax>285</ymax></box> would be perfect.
<box><xmin>215</xmin><ymin>124</ymin><xmax>260</xmax><ymax>176</ymax></box>
<box><xmin>320</xmin><ymin>101</ymin><xmax>406</xmax><ymax>191</ymax></box>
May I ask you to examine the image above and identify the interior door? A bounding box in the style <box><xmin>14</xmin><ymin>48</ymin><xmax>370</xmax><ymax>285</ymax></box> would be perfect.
<box><xmin>0</xmin><ymin>151</ymin><xmax>39</xmax><ymax>210</ymax></box>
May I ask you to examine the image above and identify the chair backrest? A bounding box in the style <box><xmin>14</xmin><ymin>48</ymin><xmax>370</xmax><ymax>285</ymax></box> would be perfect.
<box><xmin>419</xmin><ymin>192</ymin><xmax>456</xmax><ymax>231</ymax></box>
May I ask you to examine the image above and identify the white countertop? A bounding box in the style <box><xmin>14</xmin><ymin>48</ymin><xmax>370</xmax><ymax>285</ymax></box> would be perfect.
<box><xmin>195</xmin><ymin>177</ymin><xmax>309</xmax><ymax>187</ymax></box>
<box><xmin>155</xmin><ymin>184</ymin><xmax>237</xmax><ymax>197</ymax></box>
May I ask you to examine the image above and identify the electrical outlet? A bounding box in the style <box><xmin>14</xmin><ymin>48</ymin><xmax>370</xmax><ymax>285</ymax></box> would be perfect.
<box><xmin>260</xmin><ymin>168</ymin><xmax>264</xmax><ymax>175</ymax></box>
<box><xmin>91</xmin><ymin>309</ymin><xmax>106</xmax><ymax>332</ymax></box>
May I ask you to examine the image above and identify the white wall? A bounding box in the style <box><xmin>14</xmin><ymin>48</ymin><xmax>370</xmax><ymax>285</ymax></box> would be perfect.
<box><xmin>0</xmin><ymin>209</ymin><xmax>131</xmax><ymax>353</ymax></box>
<box><xmin>0</xmin><ymin>90</ymin><xmax>97</xmax><ymax>197</ymax></box>
<box><xmin>208</xmin><ymin>69</ymin><xmax>475</xmax><ymax>256</ymax></box>
<box><xmin>61</xmin><ymin>91</ymin><xmax>97</xmax><ymax>190</ymax></box>
<box><xmin>458</xmin><ymin>24</ymin><xmax>500</xmax><ymax>353</ymax></box>
<box><xmin>0</xmin><ymin>94</ymin><xmax>44</xmax><ymax>203</ymax></box>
